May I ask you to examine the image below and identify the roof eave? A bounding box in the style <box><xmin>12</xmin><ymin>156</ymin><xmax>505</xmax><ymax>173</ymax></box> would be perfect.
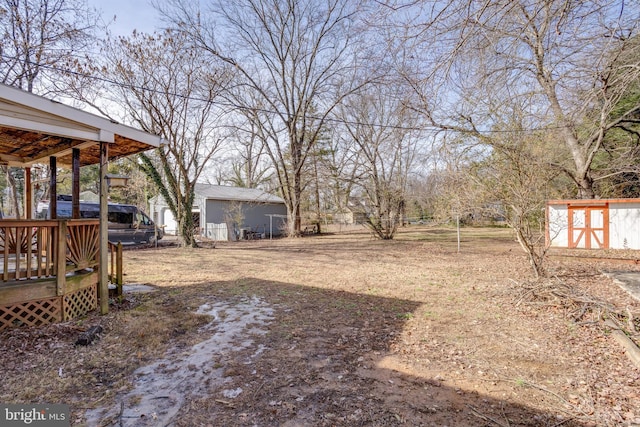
<box><xmin>0</xmin><ymin>83</ymin><xmax>164</xmax><ymax>167</ymax></box>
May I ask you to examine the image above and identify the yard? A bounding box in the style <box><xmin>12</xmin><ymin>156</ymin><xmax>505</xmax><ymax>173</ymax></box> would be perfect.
<box><xmin>1</xmin><ymin>225</ymin><xmax>640</xmax><ymax>426</ymax></box>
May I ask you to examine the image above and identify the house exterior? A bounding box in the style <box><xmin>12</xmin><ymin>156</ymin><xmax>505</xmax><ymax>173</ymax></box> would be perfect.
<box><xmin>547</xmin><ymin>198</ymin><xmax>640</xmax><ymax>250</ymax></box>
<box><xmin>149</xmin><ymin>184</ymin><xmax>288</xmax><ymax>240</ymax></box>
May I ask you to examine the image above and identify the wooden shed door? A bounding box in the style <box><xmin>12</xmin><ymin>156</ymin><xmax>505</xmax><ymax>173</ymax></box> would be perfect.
<box><xmin>568</xmin><ymin>205</ymin><xmax>609</xmax><ymax>249</ymax></box>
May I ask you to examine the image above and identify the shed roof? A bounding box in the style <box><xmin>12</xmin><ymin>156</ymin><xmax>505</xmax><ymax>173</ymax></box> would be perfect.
<box><xmin>547</xmin><ymin>198</ymin><xmax>640</xmax><ymax>206</ymax></box>
<box><xmin>0</xmin><ymin>83</ymin><xmax>163</xmax><ymax>167</ymax></box>
<box><xmin>195</xmin><ymin>183</ymin><xmax>285</xmax><ymax>204</ymax></box>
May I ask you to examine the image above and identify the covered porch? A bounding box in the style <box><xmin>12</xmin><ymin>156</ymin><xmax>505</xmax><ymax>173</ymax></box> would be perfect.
<box><xmin>0</xmin><ymin>83</ymin><xmax>162</xmax><ymax>330</ymax></box>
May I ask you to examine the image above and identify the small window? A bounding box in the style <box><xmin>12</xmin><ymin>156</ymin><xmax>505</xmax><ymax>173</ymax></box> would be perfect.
<box><xmin>140</xmin><ymin>213</ymin><xmax>152</xmax><ymax>225</ymax></box>
<box><xmin>108</xmin><ymin>211</ymin><xmax>133</xmax><ymax>224</ymax></box>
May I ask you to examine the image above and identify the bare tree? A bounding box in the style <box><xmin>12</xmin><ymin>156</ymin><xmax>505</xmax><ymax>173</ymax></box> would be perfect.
<box><xmin>431</xmin><ymin>103</ymin><xmax>569</xmax><ymax>277</ymax></box>
<box><xmin>161</xmin><ymin>0</ymin><xmax>370</xmax><ymax>236</ymax></box>
<box><xmin>463</xmin><ymin>135</ymin><xmax>562</xmax><ymax>278</ymax></box>
<box><xmin>298</xmin><ymin>121</ymin><xmax>334</xmax><ymax>233</ymax></box>
<box><xmin>91</xmin><ymin>30</ymin><xmax>233</xmax><ymax>247</ymax></box>
<box><xmin>590</xmin><ymin>35</ymin><xmax>640</xmax><ymax>198</ymax></box>
<box><xmin>321</xmin><ymin>131</ymin><xmax>363</xmax><ymax>217</ymax></box>
<box><xmin>404</xmin><ymin>0</ymin><xmax>640</xmax><ymax>200</ymax></box>
<box><xmin>224</xmin><ymin>103</ymin><xmax>273</xmax><ymax>189</ymax></box>
<box><xmin>337</xmin><ymin>81</ymin><xmax>423</xmax><ymax>239</ymax></box>
<box><xmin>0</xmin><ymin>0</ymin><xmax>98</xmax><ymax>94</ymax></box>
<box><xmin>0</xmin><ymin>0</ymin><xmax>99</xmax><ymax>217</ymax></box>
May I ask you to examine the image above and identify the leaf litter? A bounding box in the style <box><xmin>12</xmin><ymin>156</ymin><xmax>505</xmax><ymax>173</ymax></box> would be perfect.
<box><xmin>1</xmin><ymin>226</ymin><xmax>640</xmax><ymax>426</ymax></box>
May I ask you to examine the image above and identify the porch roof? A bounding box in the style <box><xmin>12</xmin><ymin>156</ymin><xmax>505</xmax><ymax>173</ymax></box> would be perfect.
<box><xmin>0</xmin><ymin>83</ymin><xmax>163</xmax><ymax>167</ymax></box>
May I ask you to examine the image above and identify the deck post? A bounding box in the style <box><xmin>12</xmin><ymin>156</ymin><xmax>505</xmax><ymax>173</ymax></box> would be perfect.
<box><xmin>25</xmin><ymin>167</ymin><xmax>32</xmax><ymax>219</ymax></box>
<box><xmin>49</xmin><ymin>157</ymin><xmax>57</xmax><ymax>219</ymax></box>
<box><xmin>72</xmin><ymin>148</ymin><xmax>80</xmax><ymax>219</ymax></box>
<box><xmin>116</xmin><ymin>242</ymin><xmax>123</xmax><ymax>295</ymax></box>
<box><xmin>56</xmin><ymin>220</ymin><xmax>67</xmax><ymax>296</ymax></box>
<box><xmin>99</xmin><ymin>141</ymin><xmax>109</xmax><ymax>314</ymax></box>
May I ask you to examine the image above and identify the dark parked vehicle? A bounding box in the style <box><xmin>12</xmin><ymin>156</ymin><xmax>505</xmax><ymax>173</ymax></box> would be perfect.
<box><xmin>38</xmin><ymin>199</ymin><xmax>163</xmax><ymax>244</ymax></box>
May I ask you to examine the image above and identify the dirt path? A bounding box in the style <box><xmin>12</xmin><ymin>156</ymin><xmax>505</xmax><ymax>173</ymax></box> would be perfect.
<box><xmin>85</xmin><ymin>297</ymin><xmax>275</xmax><ymax>426</ymax></box>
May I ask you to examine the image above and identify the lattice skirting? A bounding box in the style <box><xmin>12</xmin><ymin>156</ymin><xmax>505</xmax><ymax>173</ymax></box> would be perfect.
<box><xmin>0</xmin><ymin>298</ymin><xmax>63</xmax><ymax>330</ymax></box>
<box><xmin>63</xmin><ymin>284</ymin><xmax>97</xmax><ymax>321</ymax></box>
<box><xmin>0</xmin><ymin>284</ymin><xmax>97</xmax><ymax>331</ymax></box>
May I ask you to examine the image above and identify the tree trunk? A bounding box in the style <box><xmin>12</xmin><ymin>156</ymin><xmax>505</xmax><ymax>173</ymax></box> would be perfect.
<box><xmin>289</xmin><ymin>159</ymin><xmax>303</xmax><ymax>237</ymax></box>
<box><xmin>313</xmin><ymin>155</ymin><xmax>322</xmax><ymax>234</ymax></box>
<box><xmin>576</xmin><ymin>175</ymin><xmax>595</xmax><ymax>199</ymax></box>
<box><xmin>286</xmin><ymin>202</ymin><xmax>302</xmax><ymax>237</ymax></box>
<box><xmin>178</xmin><ymin>209</ymin><xmax>197</xmax><ymax>248</ymax></box>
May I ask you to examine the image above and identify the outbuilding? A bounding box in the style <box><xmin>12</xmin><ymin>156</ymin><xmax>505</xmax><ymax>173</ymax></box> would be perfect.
<box><xmin>149</xmin><ymin>183</ymin><xmax>288</xmax><ymax>240</ymax></box>
<box><xmin>546</xmin><ymin>198</ymin><xmax>640</xmax><ymax>250</ymax></box>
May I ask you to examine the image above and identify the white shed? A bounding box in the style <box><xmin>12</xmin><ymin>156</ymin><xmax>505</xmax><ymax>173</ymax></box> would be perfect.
<box><xmin>546</xmin><ymin>198</ymin><xmax>640</xmax><ymax>250</ymax></box>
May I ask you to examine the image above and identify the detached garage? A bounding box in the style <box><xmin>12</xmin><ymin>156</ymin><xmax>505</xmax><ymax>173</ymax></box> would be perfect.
<box><xmin>149</xmin><ymin>184</ymin><xmax>288</xmax><ymax>240</ymax></box>
<box><xmin>547</xmin><ymin>198</ymin><xmax>640</xmax><ymax>250</ymax></box>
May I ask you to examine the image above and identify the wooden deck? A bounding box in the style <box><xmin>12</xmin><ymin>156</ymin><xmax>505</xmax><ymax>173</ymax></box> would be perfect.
<box><xmin>0</xmin><ymin>219</ymin><xmax>121</xmax><ymax>330</ymax></box>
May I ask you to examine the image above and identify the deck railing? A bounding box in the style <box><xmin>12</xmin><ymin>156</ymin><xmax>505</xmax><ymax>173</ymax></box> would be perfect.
<box><xmin>0</xmin><ymin>219</ymin><xmax>101</xmax><ymax>283</ymax></box>
<box><xmin>0</xmin><ymin>220</ymin><xmax>56</xmax><ymax>281</ymax></box>
<box><xmin>0</xmin><ymin>219</ymin><xmax>124</xmax><ymax>290</ymax></box>
<box><xmin>108</xmin><ymin>241</ymin><xmax>123</xmax><ymax>296</ymax></box>
<box><xmin>0</xmin><ymin>219</ymin><xmax>107</xmax><ymax>330</ymax></box>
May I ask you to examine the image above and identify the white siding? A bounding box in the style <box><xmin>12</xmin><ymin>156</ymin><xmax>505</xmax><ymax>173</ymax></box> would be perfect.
<box><xmin>609</xmin><ymin>203</ymin><xmax>640</xmax><ymax>249</ymax></box>
<box><xmin>548</xmin><ymin>205</ymin><xmax>569</xmax><ymax>247</ymax></box>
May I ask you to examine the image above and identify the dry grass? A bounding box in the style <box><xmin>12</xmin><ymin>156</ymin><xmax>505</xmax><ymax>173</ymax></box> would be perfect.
<box><xmin>1</xmin><ymin>225</ymin><xmax>640</xmax><ymax>426</ymax></box>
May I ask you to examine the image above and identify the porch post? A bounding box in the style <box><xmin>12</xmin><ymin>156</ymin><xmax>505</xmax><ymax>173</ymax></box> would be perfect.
<box><xmin>72</xmin><ymin>148</ymin><xmax>80</xmax><ymax>219</ymax></box>
<box><xmin>49</xmin><ymin>157</ymin><xmax>57</xmax><ymax>219</ymax></box>
<box><xmin>99</xmin><ymin>141</ymin><xmax>109</xmax><ymax>314</ymax></box>
<box><xmin>25</xmin><ymin>167</ymin><xmax>32</xmax><ymax>219</ymax></box>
